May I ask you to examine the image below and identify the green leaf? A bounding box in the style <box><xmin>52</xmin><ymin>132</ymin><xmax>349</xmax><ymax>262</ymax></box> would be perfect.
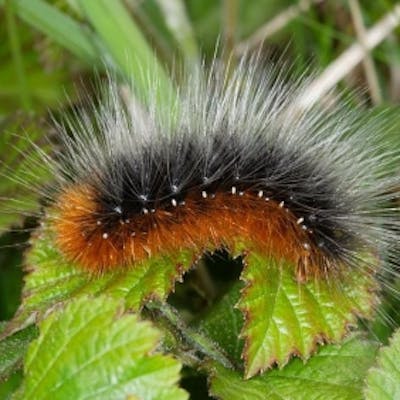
<box><xmin>15</xmin><ymin>296</ymin><xmax>188</xmax><ymax>400</ymax></box>
<box><xmin>196</xmin><ymin>282</ymin><xmax>244</xmax><ymax>364</ymax></box>
<box><xmin>365</xmin><ymin>328</ymin><xmax>400</xmax><ymax>399</ymax></box>
<box><xmin>0</xmin><ymin>371</ymin><xmax>23</xmax><ymax>400</ymax></box>
<box><xmin>3</xmin><ymin>228</ymin><xmax>196</xmax><ymax>338</ymax></box>
<box><xmin>238</xmin><ymin>252</ymin><xmax>377</xmax><ymax>377</ymax></box>
<box><xmin>8</xmin><ymin>0</ymin><xmax>99</xmax><ymax>64</ymax></box>
<box><xmin>209</xmin><ymin>336</ymin><xmax>379</xmax><ymax>400</ymax></box>
<box><xmin>77</xmin><ymin>0</ymin><xmax>176</xmax><ymax>109</ymax></box>
<box><xmin>154</xmin><ymin>0</ymin><xmax>199</xmax><ymax>63</ymax></box>
<box><xmin>0</xmin><ymin>323</ymin><xmax>37</xmax><ymax>381</ymax></box>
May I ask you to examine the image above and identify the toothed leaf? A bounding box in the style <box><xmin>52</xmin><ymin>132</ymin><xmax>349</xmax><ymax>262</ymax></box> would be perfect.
<box><xmin>238</xmin><ymin>252</ymin><xmax>377</xmax><ymax>377</ymax></box>
<box><xmin>209</xmin><ymin>336</ymin><xmax>379</xmax><ymax>400</ymax></box>
<box><xmin>14</xmin><ymin>296</ymin><xmax>187</xmax><ymax>400</ymax></box>
<box><xmin>3</xmin><ymin>229</ymin><xmax>195</xmax><ymax>338</ymax></box>
<box><xmin>365</xmin><ymin>328</ymin><xmax>400</xmax><ymax>399</ymax></box>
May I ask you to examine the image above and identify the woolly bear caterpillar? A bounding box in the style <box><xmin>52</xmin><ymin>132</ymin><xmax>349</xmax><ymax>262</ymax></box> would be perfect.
<box><xmin>24</xmin><ymin>56</ymin><xmax>400</xmax><ymax>284</ymax></box>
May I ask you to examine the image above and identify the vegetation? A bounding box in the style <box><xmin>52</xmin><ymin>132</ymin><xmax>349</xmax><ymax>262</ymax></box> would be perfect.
<box><xmin>1</xmin><ymin>1</ymin><xmax>400</xmax><ymax>399</ymax></box>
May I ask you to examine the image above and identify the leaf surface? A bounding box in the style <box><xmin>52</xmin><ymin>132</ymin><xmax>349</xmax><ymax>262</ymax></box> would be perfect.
<box><xmin>15</xmin><ymin>296</ymin><xmax>188</xmax><ymax>400</ymax></box>
<box><xmin>209</xmin><ymin>336</ymin><xmax>379</xmax><ymax>400</ymax></box>
<box><xmin>365</xmin><ymin>328</ymin><xmax>400</xmax><ymax>399</ymax></box>
<box><xmin>238</xmin><ymin>252</ymin><xmax>377</xmax><ymax>377</ymax></box>
<box><xmin>196</xmin><ymin>282</ymin><xmax>244</xmax><ymax>364</ymax></box>
<box><xmin>4</xmin><ymin>229</ymin><xmax>195</xmax><ymax>338</ymax></box>
<box><xmin>0</xmin><ymin>323</ymin><xmax>37</xmax><ymax>381</ymax></box>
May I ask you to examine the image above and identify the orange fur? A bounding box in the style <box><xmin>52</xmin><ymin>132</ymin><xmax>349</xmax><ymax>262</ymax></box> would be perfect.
<box><xmin>52</xmin><ymin>184</ymin><xmax>322</xmax><ymax>275</ymax></box>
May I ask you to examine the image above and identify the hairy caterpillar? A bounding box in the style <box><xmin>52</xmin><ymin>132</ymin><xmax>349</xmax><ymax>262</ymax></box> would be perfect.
<box><xmin>25</xmin><ymin>57</ymin><xmax>399</xmax><ymax>285</ymax></box>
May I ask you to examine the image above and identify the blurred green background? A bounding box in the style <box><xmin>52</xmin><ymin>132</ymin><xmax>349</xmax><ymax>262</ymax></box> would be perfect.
<box><xmin>1</xmin><ymin>0</ymin><xmax>400</xmax><ymax>336</ymax></box>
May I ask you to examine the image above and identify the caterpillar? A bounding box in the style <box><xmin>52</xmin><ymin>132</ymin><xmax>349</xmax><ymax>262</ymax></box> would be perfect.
<box><xmin>29</xmin><ymin>57</ymin><xmax>399</xmax><ymax>282</ymax></box>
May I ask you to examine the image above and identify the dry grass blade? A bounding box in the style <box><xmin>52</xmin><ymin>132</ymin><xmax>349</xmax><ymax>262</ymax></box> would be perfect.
<box><xmin>235</xmin><ymin>0</ymin><xmax>323</xmax><ymax>55</ymax></box>
<box><xmin>349</xmin><ymin>0</ymin><xmax>383</xmax><ymax>105</ymax></box>
<box><xmin>296</xmin><ymin>4</ymin><xmax>400</xmax><ymax>109</ymax></box>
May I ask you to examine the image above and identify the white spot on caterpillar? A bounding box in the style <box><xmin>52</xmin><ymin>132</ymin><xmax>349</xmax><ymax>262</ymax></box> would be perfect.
<box><xmin>279</xmin><ymin>201</ymin><xmax>284</xmax><ymax>208</ymax></box>
<box><xmin>303</xmin><ymin>243</ymin><xmax>311</xmax><ymax>250</ymax></box>
<box><xmin>151</xmin><ymin>208</ymin><xmax>156</xmax><ymax>213</ymax></box>
<box><xmin>171</xmin><ymin>184</ymin><xmax>178</xmax><ymax>193</ymax></box>
<box><xmin>171</xmin><ymin>198</ymin><xmax>177</xmax><ymax>207</ymax></box>
<box><xmin>125</xmin><ymin>219</ymin><xmax>130</xmax><ymax>223</ymax></box>
<box><xmin>265</xmin><ymin>197</ymin><xmax>270</xmax><ymax>201</ymax></box>
<box><xmin>96</xmin><ymin>220</ymin><xmax>102</xmax><ymax>225</ymax></box>
<box><xmin>231</xmin><ymin>186</ymin><xmax>237</xmax><ymax>195</ymax></box>
<box><xmin>102</xmin><ymin>233</ymin><xmax>109</xmax><ymax>239</ymax></box>
<box><xmin>302</xmin><ymin>225</ymin><xmax>308</xmax><ymax>230</ymax></box>
<box><xmin>131</xmin><ymin>232</ymin><xmax>136</xmax><ymax>237</ymax></box>
<box><xmin>297</xmin><ymin>217</ymin><xmax>304</xmax><ymax>225</ymax></box>
<box><xmin>239</xmin><ymin>191</ymin><xmax>244</xmax><ymax>196</ymax></box>
<box><xmin>180</xmin><ymin>201</ymin><xmax>186</xmax><ymax>206</ymax></box>
<box><xmin>142</xmin><ymin>208</ymin><xmax>149</xmax><ymax>214</ymax></box>
<box><xmin>114</xmin><ymin>205</ymin><xmax>122</xmax><ymax>214</ymax></box>
<box><xmin>202</xmin><ymin>190</ymin><xmax>208</xmax><ymax>198</ymax></box>
<box><xmin>258</xmin><ymin>190</ymin><xmax>263</xmax><ymax>198</ymax></box>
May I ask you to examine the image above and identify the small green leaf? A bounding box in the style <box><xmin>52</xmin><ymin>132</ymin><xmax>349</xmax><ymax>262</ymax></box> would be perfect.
<box><xmin>238</xmin><ymin>252</ymin><xmax>377</xmax><ymax>377</ymax></box>
<box><xmin>209</xmin><ymin>336</ymin><xmax>379</xmax><ymax>400</ymax></box>
<box><xmin>365</xmin><ymin>328</ymin><xmax>400</xmax><ymax>399</ymax></box>
<box><xmin>196</xmin><ymin>282</ymin><xmax>244</xmax><ymax>364</ymax></box>
<box><xmin>15</xmin><ymin>296</ymin><xmax>188</xmax><ymax>400</ymax></box>
<box><xmin>0</xmin><ymin>323</ymin><xmax>37</xmax><ymax>381</ymax></box>
<box><xmin>3</xmin><ymin>228</ymin><xmax>196</xmax><ymax>338</ymax></box>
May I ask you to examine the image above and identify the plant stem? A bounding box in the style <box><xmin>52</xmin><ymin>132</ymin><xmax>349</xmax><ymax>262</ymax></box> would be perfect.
<box><xmin>145</xmin><ymin>301</ymin><xmax>235</xmax><ymax>370</ymax></box>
